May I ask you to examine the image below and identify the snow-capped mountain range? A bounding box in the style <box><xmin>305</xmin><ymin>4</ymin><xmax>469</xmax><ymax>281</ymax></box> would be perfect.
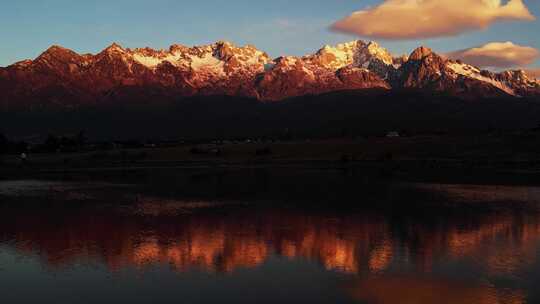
<box><xmin>1</xmin><ymin>40</ymin><xmax>539</xmax><ymax>109</ymax></box>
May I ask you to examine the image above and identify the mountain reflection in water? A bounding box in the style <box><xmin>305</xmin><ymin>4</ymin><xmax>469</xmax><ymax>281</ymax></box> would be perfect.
<box><xmin>1</xmin><ymin>181</ymin><xmax>540</xmax><ymax>304</ymax></box>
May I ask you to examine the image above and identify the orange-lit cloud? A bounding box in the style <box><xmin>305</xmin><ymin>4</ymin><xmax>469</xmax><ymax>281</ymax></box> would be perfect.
<box><xmin>525</xmin><ymin>68</ymin><xmax>540</xmax><ymax>79</ymax></box>
<box><xmin>446</xmin><ymin>42</ymin><xmax>540</xmax><ymax>68</ymax></box>
<box><xmin>331</xmin><ymin>0</ymin><xmax>535</xmax><ymax>40</ymax></box>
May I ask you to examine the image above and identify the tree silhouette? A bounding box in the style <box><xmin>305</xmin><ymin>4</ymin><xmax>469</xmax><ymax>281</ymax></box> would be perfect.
<box><xmin>45</xmin><ymin>134</ymin><xmax>60</xmax><ymax>152</ymax></box>
<box><xmin>76</xmin><ymin>130</ymin><xmax>87</xmax><ymax>149</ymax></box>
<box><xmin>0</xmin><ymin>132</ymin><xmax>7</xmax><ymax>157</ymax></box>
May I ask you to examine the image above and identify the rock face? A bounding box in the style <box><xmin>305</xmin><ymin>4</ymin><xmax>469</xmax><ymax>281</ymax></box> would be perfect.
<box><xmin>1</xmin><ymin>40</ymin><xmax>539</xmax><ymax>109</ymax></box>
<box><xmin>391</xmin><ymin>46</ymin><xmax>540</xmax><ymax>98</ymax></box>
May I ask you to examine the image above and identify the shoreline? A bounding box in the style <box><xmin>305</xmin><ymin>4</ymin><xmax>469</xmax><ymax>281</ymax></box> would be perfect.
<box><xmin>3</xmin><ymin>158</ymin><xmax>540</xmax><ymax>186</ymax></box>
<box><xmin>3</xmin><ymin>136</ymin><xmax>540</xmax><ymax>185</ymax></box>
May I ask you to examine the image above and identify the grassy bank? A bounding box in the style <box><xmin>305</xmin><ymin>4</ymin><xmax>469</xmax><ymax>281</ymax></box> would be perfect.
<box><xmin>2</xmin><ymin>135</ymin><xmax>540</xmax><ymax>184</ymax></box>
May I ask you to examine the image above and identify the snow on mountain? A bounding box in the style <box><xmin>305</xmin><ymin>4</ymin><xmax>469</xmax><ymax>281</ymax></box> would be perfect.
<box><xmin>306</xmin><ymin>40</ymin><xmax>400</xmax><ymax>71</ymax></box>
<box><xmin>86</xmin><ymin>41</ymin><xmax>271</xmax><ymax>79</ymax></box>
<box><xmin>447</xmin><ymin>62</ymin><xmax>517</xmax><ymax>96</ymax></box>
<box><xmin>0</xmin><ymin>40</ymin><xmax>539</xmax><ymax>108</ymax></box>
<box><xmin>132</xmin><ymin>51</ymin><xmax>183</xmax><ymax>68</ymax></box>
<box><xmin>307</xmin><ymin>41</ymin><xmax>359</xmax><ymax>70</ymax></box>
<box><xmin>397</xmin><ymin>46</ymin><xmax>540</xmax><ymax>98</ymax></box>
<box><xmin>358</xmin><ymin>41</ymin><xmax>395</xmax><ymax>66</ymax></box>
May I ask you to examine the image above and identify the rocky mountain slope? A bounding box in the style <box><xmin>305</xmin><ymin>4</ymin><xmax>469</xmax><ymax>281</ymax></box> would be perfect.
<box><xmin>1</xmin><ymin>40</ymin><xmax>539</xmax><ymax>109</ymax></box>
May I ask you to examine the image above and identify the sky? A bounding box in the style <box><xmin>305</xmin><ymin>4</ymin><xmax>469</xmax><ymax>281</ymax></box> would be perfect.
<box><xmin>1</xmin><ymin>0</ymin><xmax>539</xmax><ymax>71</ymax></box>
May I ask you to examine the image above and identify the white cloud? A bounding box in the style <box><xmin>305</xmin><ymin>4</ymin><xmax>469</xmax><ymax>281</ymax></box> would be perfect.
<box><xmin>446</xmin><ymin>41</ymin><xmax>540</xmax><ymax>68</ymax></box>
<box><xmin>331</xmin><ymin>0</ymin><xmax>535</xmax><ymax>40</ymax></box>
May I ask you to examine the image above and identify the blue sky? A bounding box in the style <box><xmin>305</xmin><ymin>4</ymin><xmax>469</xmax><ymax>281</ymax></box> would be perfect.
<box><xmin>1</xmin><ymin>0</ymin><xmax>539</xmax><ymax>68</ymax></box>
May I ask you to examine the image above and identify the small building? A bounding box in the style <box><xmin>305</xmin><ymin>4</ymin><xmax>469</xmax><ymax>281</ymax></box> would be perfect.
<box><xmin>386</xmin><ymin>131</ymin><xmax>400</xmax><ymax>138</ymax></box>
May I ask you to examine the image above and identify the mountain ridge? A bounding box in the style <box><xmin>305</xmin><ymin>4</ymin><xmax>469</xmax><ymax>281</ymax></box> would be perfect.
<box><xmin>1</xmin><ymin>40</ymin><xmax>539</xmax><ymax>110</ymax></box>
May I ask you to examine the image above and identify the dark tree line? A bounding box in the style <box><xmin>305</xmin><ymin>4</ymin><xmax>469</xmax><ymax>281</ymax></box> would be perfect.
<box><xmin>38</xmin><ymin>131</ymin><xmax>87</xmax><ymax>153</ymax></box>
<box><xmin>0</xmin><ymin>130</ymin><xmax>88</xmax><ymax>156</ymax></box>
<box><xmin>0</xmin><ymin>133</ymin><xmax>7</xmax><ymax>155</ymax></box>
<box><xmin>0</xmin><ymin>132</ymin><xmax>29</xmax><ymax>159</ymax></box>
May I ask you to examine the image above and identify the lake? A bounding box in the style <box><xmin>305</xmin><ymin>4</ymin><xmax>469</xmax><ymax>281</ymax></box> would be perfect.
<box><xmin>1</xmin><ymin>168</ymin><xmax>540</xmax><ymax>304</ymax></box>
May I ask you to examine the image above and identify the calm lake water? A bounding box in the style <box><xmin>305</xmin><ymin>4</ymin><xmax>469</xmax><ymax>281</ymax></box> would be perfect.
<box><xmin>1</xmin><ymin>169</ymin><xmax>540</xmax><ymax>304</ymax></box>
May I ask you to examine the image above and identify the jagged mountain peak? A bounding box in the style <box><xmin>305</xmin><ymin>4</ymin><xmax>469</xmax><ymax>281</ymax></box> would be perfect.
<box><xmin>1</xmin><ymin>40</ymin><xmax>539</xmax><ymax>108</ymax></box>
<box><xmin>169</xmin><ymin>44</ymin><xmax>189</xmax><ymax>53</ymax></box>
<box><xmin>44</xmin><ymin>45</ymin><xmax>71</xmax><ymax>53</ymax></box>
<box><xmin>506</xmin><ymin>69</ymin><xmax>529</xmax><ymax>80</ymax></box>
<box><xmin>34</xmin><ymin>45</ymin><xmax>84</xmax><ymax>69</ymax></box>
<box><xmin>356</xmin><ymin>41</ymin><xmax>395</xmax><ymax>67</ymax></box>
<box><xmin>312</xmin><ymin>42</ymin><xmax>357</xmax><ymax>69</ymax></box>
<box><xmin>212</xmin><ymin>41</ymin><xmax>270</xmax><ymax>63</ymax></box>
<box><xmin>118</xmin><ymin>41</ymin><xmax>271</xmax><ymax>71</ymax></box>
<box><xmin>318</xmin><ymin>40</ymin><xmax>361</xmax><ymax>52</ymax></box>
<box><xmin>214</xmin><ymin>40</ymin><xmax>234</xmax><ymax>47</ymax></box>
<box><xmin>364</xmin><ymin>41</ymin><xmax>392</xmax><ymax>57</ymax></box>
<box><xmin>309</xmin><ymin>40</ymin><xmax>396</xmax><ymax>70</ymax></box>
<box><xmin>38</xmin><ymin>45</ymin><xmax>80</xmax><ymax>59</ymax></box>
<box><xmin>101</xmin><ymin>42</ymin><xmax>126</xmax><ymax>55</ymax></box>
<box><xmin>107</xmin><ymin>42</ymin><xmax>124</xmax><ymax>50</ymax></box>
<box><xmin>409</xmin><ymin>46</ymin><xmax>435</xmax><ymax>61</ymax></box>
